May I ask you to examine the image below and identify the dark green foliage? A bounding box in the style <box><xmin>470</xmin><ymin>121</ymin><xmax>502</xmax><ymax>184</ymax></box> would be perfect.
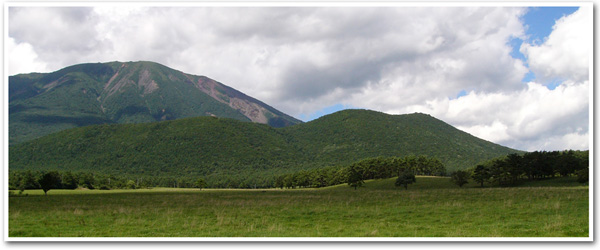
<box><xmin>78</xmin><ymin>173</ymin><xmax>96</xmax><ymax>190</ymax></box>
<box><xmin>275</xmin><ymin>156</ymin><xmax>445</xmax><ymax>189</ymax></box>
<box><xmin>61</xmin><ymin>172</ymin><xmax>78</xmax><ymax>189</ymax></box>
<box><xmin>451</xmin><ymin>170</ymin><xmax>470</xmax><ymax>187</ymax></box>
<box><xmin>9</xmin><ymin>61</ymin><xmax>301</xmax><ymax>145</ymax></box>
<box><xmin>347</xmin><ymin>165</ymin><xmax>364</xmax><ymax>190</ymax></box>
<box><xmin>21</xmin><ymin>170</ymin><xmax>40</xmax><ymax>191</ymax></box>
<box><xmin>194</xmin><ymin>179</ymin><xmax>207</xmax><ymax>190</ymax></box>
<box><xmin>10</xmin><ymin>109</ymin><xmax>518</xmax><ymax>188</ymax></box>
<box><xmin>280</xmin><ymin>110</ymin><xmax>518</xmax><ymax>173</ymax></box>
<box><xmin>126</xmin><ymin>180</ymin><xmax>137</xmax><ymax>190</ymax></box>
<box><xmin>38</xmin><ymin>171</ymin><xmax>61</xmax><ymax>195</ymax></box>
<box><xmin>471</xmin><ymin>165</ymin><xmax>490</xmax><ymax>187</ymax></box>
<box><xmin>472</xmin><ymin>150</ymin><xmax>589</xmax><ymax>187</ymax></box>
<box><xmin>556</xmin><ymin>150</ymin><xmax>584</xmax><ymax>177</ymax></box>
<box><xmin>576</xmin><ymin>168</ymin><xmax>588</xmax><ymax>183</ymax></box>
<box><xmin>395</xmin><ymin>170</ymin><xmax>416</xmax><ymax>190</ymax></box>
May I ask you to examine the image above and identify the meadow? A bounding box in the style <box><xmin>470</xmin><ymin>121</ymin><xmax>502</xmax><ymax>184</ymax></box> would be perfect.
<box><xmin>8</xmin><ymin>176</ymin><xmax>589</xmax><ymax>238</ymax></box>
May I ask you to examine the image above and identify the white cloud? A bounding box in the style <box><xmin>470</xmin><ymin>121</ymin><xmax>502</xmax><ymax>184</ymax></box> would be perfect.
<box><xmin>7</xmin><ymin>6</ymin><xmax>591</xmax><ymax>151</ymax></box>
<box><xmin>394</xmin><ymin>81</ymin><xmax>589</xmax><ymax>151</ymax></box>
<box><xmin>8</xmin><ymin>6</ymin><xmax>528</xmax><ymax>110</ymax></box>
<box><xmin>8</xmin><ymin>7</ymin><xmax>102</xmax><ymax>72</ymax></box>
<box><xmin>521</xmin><ymin>7</ymin><xmax>591</xmax><ymax>83</ymax></box>
<box><xmin>7</xmin><ymin>37</ymin><xmax>48</xmax><ymax>75</ymax></box>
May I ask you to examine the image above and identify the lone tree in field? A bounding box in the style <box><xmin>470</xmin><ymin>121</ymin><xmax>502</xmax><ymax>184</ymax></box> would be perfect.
<box><xmin>395</xmin><ymin>170</ymin><xmax>416</xmax><ymax>190</ymax></box>
<box><xmin>38</xmin><ymin>171</ymin><xmax>61</xmax><ymax>195</ymax></box>
<box><xmin>347</xmin><ymin>165</ymin><xmax>364</xmax><ymax>190</ymax></box>
<box><xmin>471</xmin><ymin>165</ymin><xmax>490</xmax><ymax>187</ymax></box>
<box><xmin>451</xmin><ymin>170</ymin><xmax>470</xmax><ymax>188</ymax></box>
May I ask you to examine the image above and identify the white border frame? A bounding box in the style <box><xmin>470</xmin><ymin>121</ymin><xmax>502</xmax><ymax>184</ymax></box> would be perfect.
<box><xmin>3</xmin><ymin>1</ymin><xmax>594</xmax><ymax>242</ymax></box>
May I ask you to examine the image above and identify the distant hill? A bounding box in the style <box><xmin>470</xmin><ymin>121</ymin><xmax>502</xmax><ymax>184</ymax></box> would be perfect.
<box><xmin>9</xmin><ymin>61</ymin><xmax>301</xmax><ymax>145</ymax></box>
<box><xmin>281</xmin><ymin>109</ymin><xmax>520</xmax><ymax>171</ymax></box>
<box><xmin>9</xmin><ymin>109</ymin><xmax>520</xmax><ymax>183</ymax></box>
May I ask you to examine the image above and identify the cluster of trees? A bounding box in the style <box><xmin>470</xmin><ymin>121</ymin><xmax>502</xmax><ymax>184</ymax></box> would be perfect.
<box><xmin>11</xmin><ymin>150</ymin><xmax>586</xmax><ymax>192</ymax></box>
<box><xmin>9</xmin><ymin>155</ymin><xmax>446</xmax><ymax>192</ymax></box>
<box><xmin>9</xmin><ymin>170</ymin><xmax>209</xmax><ymax>194</ymax></box>
<box><xmin>10</xmin><ymin>170</ymin><xmax>100</xmax><ymax>193</ymax></box>
<box><xmin>450</xmin><ymin>150</ymin><xmax>589</xmax><ymax>187</ymax></box>
<box><xmin>274</xmin><ymin>156</ymin><xmax>446</xmax><ymax>189</ymax></box>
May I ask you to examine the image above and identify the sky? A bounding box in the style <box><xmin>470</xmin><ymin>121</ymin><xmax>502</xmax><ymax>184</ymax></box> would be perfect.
<box><xmin>6</xmin><ymin>3</ymin><xmax>591</xmax><ymax>152</ymax></box>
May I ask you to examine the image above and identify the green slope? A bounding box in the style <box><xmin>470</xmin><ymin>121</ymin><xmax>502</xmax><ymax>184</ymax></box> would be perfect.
<box><xmin>282</xmin><ymin>109</ymin><xmax>518</xmax><ymax>171</ymax></box>
<box><xmin>9</xmin><ymin>109</ymin><xmax>520</xmax><ymax>182</ymax></box>
<box><xmin>9</xmin><ymin>61</ymin><xmax>301</xmax><ymax>145</ymax></box>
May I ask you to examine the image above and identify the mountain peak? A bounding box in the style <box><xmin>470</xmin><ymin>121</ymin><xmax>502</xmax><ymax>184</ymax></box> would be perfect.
<box><xmin>9</xmin><ymin>61</ymin><xmax>301</xmax><ymax>144</ymax></box>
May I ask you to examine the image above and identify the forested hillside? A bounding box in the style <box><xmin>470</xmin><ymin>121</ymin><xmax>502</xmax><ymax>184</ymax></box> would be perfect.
<box><xmin>9</xmin><ymin>61</ymin><xmax>301</xmax><ymax>145</ymax></box>
<box><xmin>281</xmin><ymin>109</ymin><xmax>518</xmax><ymax>170</ymax></box>
<box><xmin>10</xmin><ymin>109</ymin><xmax>520</xmax><ymax>187</ymax></box>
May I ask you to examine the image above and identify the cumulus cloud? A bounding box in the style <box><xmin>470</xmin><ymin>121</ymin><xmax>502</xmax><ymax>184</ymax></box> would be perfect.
<box><xmin>521</xmin><ymin>7</ymin><xmax>591</xmax><ymax>83</ymax></box>
<box><xmin>398</xmin><ymin>80</ymin><xmax>589</xmax><ymax>151</ymax></box>
<box><xmin>7</xmin><ymin>5</ymin><xmax>591</xmax><ymax>151</ymax></box>
<box><xmin>8</xmin><ymin>6</ymin><xmax>528</xmax><ymax>110</ymax></box>
<box><xmin>376</xmin><ymin>7</ymin><xmax>591</xmax><ymax>151</ymax></box>
<box><xmin>7</xmin><ymin>37</ymin><xmax>48</xmax><ymax>75</ymax></box>
<box><xmin>9</xmin><ymin>7</ymin><xmax>103</xmax><ymax>71</ymax></box>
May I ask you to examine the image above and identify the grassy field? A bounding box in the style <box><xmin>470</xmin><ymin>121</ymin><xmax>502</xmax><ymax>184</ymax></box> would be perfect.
<box><xmin>8</xmin><ymin>176</ymin><xmax>589</xmax><ymax>238</ymax></box>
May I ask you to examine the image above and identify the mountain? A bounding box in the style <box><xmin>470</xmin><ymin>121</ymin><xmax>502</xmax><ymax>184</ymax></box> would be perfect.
<box><xmin>9</xmin><ymin>61</ymin><xmax>301</xmax><ymax>145</ymax></box>
<box><xmin>9</xmin><ymin>109</ymin><xmax>520</xmax><ymax>184</ymax></box>
<box><xmin>280</xmin><ymin>109</ymin><xmax>519</xmax><ymax>171</ymax></box>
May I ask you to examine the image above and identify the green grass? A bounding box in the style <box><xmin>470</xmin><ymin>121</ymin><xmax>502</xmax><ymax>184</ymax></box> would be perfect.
<box><xmin>9</xmin><ymin>177</ymin><xmax>588</xmax><ymax>237</ymax></box>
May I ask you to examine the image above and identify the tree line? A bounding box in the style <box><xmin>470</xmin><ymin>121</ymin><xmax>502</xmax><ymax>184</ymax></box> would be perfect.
<box><xmin>9</xmin><ymin>170</ymin><xmax>210</xmax><ymax>194</ymax></box>
<box><xmin>10</xmin><ymin>150</ymin><xmax>586</xmax><ymax>192</ymax></box>
<box><xmin>10</xmin><ymin>155</ymin><xmax>446</xmax><ymax>192</ymax></box>
<box><xmin>274</xmin><ymin>155</ymin><xmax>446</xmax><ymax>189</ymax></box>
<box><xmin>450</xmin><ymin>150</ymin><xmax>589</xmax><ymax>188</ymax></box>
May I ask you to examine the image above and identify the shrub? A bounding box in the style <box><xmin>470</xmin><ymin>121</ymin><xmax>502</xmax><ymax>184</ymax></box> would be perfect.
<box><xmin>576</xmin><ymin>168</ymin><xmax>588</xmax><ymax>183</ymax></box>
<box><xmin>451</xmin><ymin>170</ymin><xmax>470</xmax><ymax>187</ymax></box>
<box><xmin>126</xmin><ymin>180</ymin><xmax>137</xmax><ymax>189</ymax></box>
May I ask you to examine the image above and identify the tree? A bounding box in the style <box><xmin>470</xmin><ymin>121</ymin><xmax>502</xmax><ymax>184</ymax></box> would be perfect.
<box><xmin>576</xmin><ymin>168</ymin><xmax>588</xmax><ymax>183</ymax></box>
<box><xmin>471</xmin><ymin>165</ymin><xmax>490</xmax><ymax>187</ymax></box>
<box><xmin>451</xmin><ymin>170</ymin><xmax>470</xmax><ymax>188</ymax></box>
<box><xmin>395</xmin><ymin>170</ymin><xmax>416</xmax><ymax>190</ymax></box>
<box><xmin>274</xmin><ymin>175</ymin><xmax>285</xmax><ymax>189</ymax></box>
<box><xmin>489</xmin><ymin>159</ymin><xmax>511</xmax><ymax>186</ymax></box>
<box><xmin>39</xmin><ymin>171</ymin><xmax>61</xmax><ymax>195</ymax></box>
<box><xmin>556</xmin><ymin>150</ymin><xmax>579</xmax><ymax>177</ymax></box>
<box><xmin>126</xmin><ymin>180</ymin><xmax>137</xmax><ymax>189</ymax></box>
<box><xmin>505</xmin><ymin>153</ymin><xmax>524</xmax><ymax>185</ymax></box>
<box><xmin>283</xmin><ymin>175</ymin><xmax>294</xmax><ymax>189</ymax></box>
<box><xmin>19</xmin><ymin>170</ymin><xmax>40</xmax><ymax>192</ymax></box>
<box><xmin>347</xmin><ymin>165</ymin><xmax>364</xmax><ymax>190</ymax></box>
<box><xmin>194</xmin><ymin>178</ymin><xmax>207</xmax><ymax>190</ymax></box>
<box><xmin>61</xmin><ymin>171</ymin><xmax>78</xmax><ymax>189</ymax></box>
<box><xmin>415</xmin><ymin>156</ymin><xmax>429</xmax><ymax>175</ymax></box>
<box><xmin>78</xmin><ymin>172</ymin><xmax>96</xmax><ymax>189</ymax></box>
<box><xmin>428</xmin><ymin>158</ymin><xmax>446</xmax><ymax>176</ymax></box>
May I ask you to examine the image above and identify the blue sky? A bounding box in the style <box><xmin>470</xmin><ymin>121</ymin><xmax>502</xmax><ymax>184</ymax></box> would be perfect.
<box><xmin>9</xmin><ymin>5</ymin><xmax>590</xmax><ymax>150</ymax></box>
<box><xmin>301</xmin><ymin>6</ymin><xmax>580</xmax><ymax>122</ymax></box>
<box><xmin>511</xmin><ymin>7</ymin><xmax>579</xmax><ymax>84</ymax></box>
